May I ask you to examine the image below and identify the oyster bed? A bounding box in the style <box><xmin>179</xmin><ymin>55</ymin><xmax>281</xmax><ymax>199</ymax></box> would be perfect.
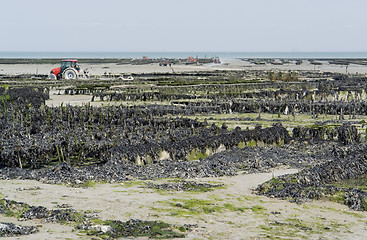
<box><xmin>2</xmin><ymin>65</ymin><xmax>367</xmax><ymax>238</ymax></box>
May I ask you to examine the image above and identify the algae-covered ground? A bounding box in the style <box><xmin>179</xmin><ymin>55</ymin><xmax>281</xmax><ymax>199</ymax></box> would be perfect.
<box><xmin>0</xmin><ymin>168</ymin><xmax>366</xmax><ymax>239</ymax></box>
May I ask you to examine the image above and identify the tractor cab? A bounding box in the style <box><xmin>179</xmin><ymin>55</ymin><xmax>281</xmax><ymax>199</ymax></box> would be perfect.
<box><xmin>61</xmin><ymin>60</ymin><xmax>80</xmax><ymax>73</ymax></box>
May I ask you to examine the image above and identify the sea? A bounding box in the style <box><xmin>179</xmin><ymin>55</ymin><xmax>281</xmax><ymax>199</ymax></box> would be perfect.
<box><xmin>1</xmin><ymin>52</ymin><xmax>367</xmax><ymax>60</ymax></box>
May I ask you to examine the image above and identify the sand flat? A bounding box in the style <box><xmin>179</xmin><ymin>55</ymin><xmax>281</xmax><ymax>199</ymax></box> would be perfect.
<box><xmin>1</xmin><ymin>168</ymin><xmax>366</xmax><ymax>239</ymax></box>
<box><xmin>2</xmin><ymin>59</ymin><xmax>367</xmax><ymax>76</ymax></box>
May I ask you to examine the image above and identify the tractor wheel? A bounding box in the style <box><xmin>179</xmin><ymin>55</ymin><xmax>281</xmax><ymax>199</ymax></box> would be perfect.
<box><xmin>48</xmin><ymin>73</ymin><xmax>57</xmax><ymax>80</ymax></box>
<box><xmin>63</xmin><ymin>69</ymin><xmax>77</xmax><ymax>80</ymax></box>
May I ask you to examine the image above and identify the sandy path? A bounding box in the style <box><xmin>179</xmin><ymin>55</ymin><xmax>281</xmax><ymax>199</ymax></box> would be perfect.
<box><xmin>1</xmin><ymin>168</ymin><xmax>366</xmax><ymax>239</ymax></box>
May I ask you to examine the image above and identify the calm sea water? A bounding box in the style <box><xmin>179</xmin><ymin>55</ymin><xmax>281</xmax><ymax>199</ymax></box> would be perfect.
<box><xmin>1</xmin><ymin>52</ymin><xmax>367</xmax><ymax>59</ymax></box>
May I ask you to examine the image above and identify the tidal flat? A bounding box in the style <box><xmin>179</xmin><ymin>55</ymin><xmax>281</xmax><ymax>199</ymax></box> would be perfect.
<box><xmin>0</xmin><ymin>58</ymin><xmax>367</xmax><ymax>239</ymax></box>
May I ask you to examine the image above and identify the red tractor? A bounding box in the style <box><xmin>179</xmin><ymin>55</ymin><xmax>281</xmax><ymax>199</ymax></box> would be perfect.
<box><xmin>49</xmin><ymin>59</ymin><xmax>83</xmax><ymax>80</ymax></box>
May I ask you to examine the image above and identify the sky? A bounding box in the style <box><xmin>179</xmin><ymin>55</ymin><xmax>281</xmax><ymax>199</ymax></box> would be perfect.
<box><xmin>0</xmin><ymin>0</ymin><xmax>366</xmax><ymax>52</ymax></box>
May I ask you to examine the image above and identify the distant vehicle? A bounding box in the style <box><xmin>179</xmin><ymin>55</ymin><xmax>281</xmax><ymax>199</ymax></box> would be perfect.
<box><xmin>186</xmin><ymin>56</ymin><xmax>197</xmax><ymax>65</ymax></box>
<box><xmin>118</xmin><ymin>74</ymin><xmax>134</xmax><ymax>81</ymax></box>
<box><xmin>159</xmin><ymin>59</ymin><xmax>170</xmax><ymax>66</ymax></box>
<box><xmin>213</xmin><ymin>57</ymin><xmax>221</xmax><ymax>64</ymax></box>
<box><xmin>100</xmin><ymin>73</ymin><xmax>134</xmax><ymax>80</ymax></box>
<box><xmin>49</xmin><ymin>59</ymin><xmax>87</xmax><ymax>80</ymax></box>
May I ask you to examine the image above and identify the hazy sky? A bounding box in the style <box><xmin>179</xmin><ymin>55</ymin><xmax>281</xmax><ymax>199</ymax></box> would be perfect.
<box><xmin>1</xmin><ymin>0</ymin><xmax>366</xmax><ymax>52</ymax></box>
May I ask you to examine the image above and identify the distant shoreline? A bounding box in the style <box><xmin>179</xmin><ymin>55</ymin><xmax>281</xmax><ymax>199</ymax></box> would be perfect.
<box><xmin>1</xmin><ymin>58</ymin><xmax>367</xmax><ymax>75</ymax></box>
<box><xmin>1</xmin><ymin>52</ymin><xmax>367</xmax><ymax>59</ymax></box>
<box><xmin>1</xmin><ymin>57</ymin><xmax>367</xmax><ymax>65</ymax></box>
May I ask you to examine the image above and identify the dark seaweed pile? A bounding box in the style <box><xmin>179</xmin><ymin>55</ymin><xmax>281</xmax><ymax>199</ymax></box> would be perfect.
<box><xmin>0</xmin><ymin>86</ymin><xmax>48</xmax><ymax>107</ymax></box>
<box><xmin>0</xmin><ymin>223</ymin><xmax>38</xmax><ymax>237</ymax></box>
<box><xmin>293</xmin><ymin>123</ymin><xmax>359</xmax><ymax>144</ymax></box>
<box><xmin>0</xmin><ymin>157</ymin><xmax>237</xmax><ymax>184</ymax></box>
<box><xmin>0</xmin><ymin>141</ymin><xmax>337</xmax><ymax>184</ymax></box>
<box><xmin>0</xmin><ymin>197</ymin><xmax>187</xmax><ymax>239</ymax></box>
<box><xmin>0</xmin><ymin>198</ymin><xmax>93</xmax><ymax>223</ymax></box>
<box><xmin>77</xmin><ymin>219</ymin><xmax>186</xmax><ymax>239</ymax></box>
<box><xmin>145</xmin><ymin>180</ymin><xmax>224</xmax><ymax>192</ymax></box>
<box><xmin>257</xmin><ymin>144</ymin><xmax>367</xmax><ymax>210</ymax></box>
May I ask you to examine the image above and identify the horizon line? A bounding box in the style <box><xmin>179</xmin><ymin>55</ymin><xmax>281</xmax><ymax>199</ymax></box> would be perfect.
<box><xmin>1</xmin><ymin>51</ymin><xmax>367</xmax><ymax>53</ymax></box>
